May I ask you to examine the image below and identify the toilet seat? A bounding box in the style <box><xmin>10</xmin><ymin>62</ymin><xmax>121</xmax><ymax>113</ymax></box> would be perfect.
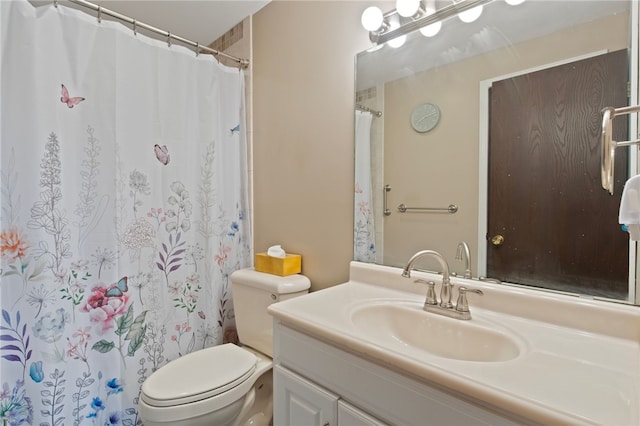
<box><xmin>141</xmin><ymin>343</ymin><xmax>257</xmax><ymax>407</ymax></box>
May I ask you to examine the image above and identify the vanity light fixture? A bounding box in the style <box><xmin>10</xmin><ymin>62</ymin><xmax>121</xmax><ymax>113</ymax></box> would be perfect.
<box><xmin>361</xmin><ymin>6</ymin><xmax>387</xmax><ymax>32</ymax></box>
<box><xmin>362</xmin><ymin>0</ymin><xmax>505</xmax><ymax>45</ymax></box>
<box><xmin>387</xmin><ymin>33</ymin><xmax>407</xmax><ymax>48</ymax></box>
<box><xmin>396</xmin><ymin>0</ymin><xmax>422</xmax><ymax>18</ymax></box>
<box><xmin>458</xmin><ymin>3</ymin><xmax>484</xmax><ymax>23</ymax></box>
<box><xmin>419</xmin><ymin>0</ymin><xmax>442</xmax><ymax>37</ymax></box>
<box><xmin>387</xmin><ymin>19</ymin><xmax>407</xmax><ymax>48</ymax></box>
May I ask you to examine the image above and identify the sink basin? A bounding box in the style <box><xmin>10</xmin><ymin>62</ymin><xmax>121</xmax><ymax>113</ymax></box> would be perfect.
<box><xmin>350</xmin><ymin>301</ymin><xmax>522</xmax><ymax>362</ymax></box>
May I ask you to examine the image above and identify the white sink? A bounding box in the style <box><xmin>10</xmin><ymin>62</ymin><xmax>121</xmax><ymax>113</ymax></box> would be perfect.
<box><xmin>349</xmin><ymin>300</ymin><xmax>522</xmax><ymax>362</ymax></box>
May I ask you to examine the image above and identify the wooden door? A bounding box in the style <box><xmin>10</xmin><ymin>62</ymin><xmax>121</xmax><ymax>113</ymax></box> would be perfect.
<box><xmin>487</xmin><ymin>49</ymin><xmax>629</xmax><ymax>298</ymax></box>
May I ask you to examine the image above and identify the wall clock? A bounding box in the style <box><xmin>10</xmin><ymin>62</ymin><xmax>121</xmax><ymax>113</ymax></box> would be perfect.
<box><xmin>410</xmin><ymin>102</ymin><xmax>441</xmax><ymax>133</ymax></box>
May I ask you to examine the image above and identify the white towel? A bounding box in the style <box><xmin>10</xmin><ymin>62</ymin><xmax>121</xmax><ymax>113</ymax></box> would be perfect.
<box><xmin>619</xmin><ymin>175</ymin><xmax>640</xmax><ymax>240</ymax></box>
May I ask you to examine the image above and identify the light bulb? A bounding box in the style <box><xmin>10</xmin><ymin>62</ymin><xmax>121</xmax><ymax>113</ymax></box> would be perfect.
<box><xmin>505</xmin><ymin>0</ymin><xmax>526</xmax><ymax>5</ymax></box>
<box><xmin>386</xmin><ymin>19</ymin><xmax>406</xmax><ymax>48</ymax></box>
<box><xmin>458</xmin><ymin>5</ymin><xmax>483</xmax><ymax>23</ymax></box>
<box><xmin>387</xmin><ymin>34</ymin><xmax>407</xmax><ymax>48</ymax></box>
<box><xmin>396</xmin><ymin>0</ymin><xmax>421</xmax><ymax>18</ymax></box>
<box><xmin>419</xmin><ymin>3</ymin><xmax>441</xmax><ymax>37</ymax></box>
<box><xmin>361</xmin><ymin>6</ymin><xmax>384</xmax><ymax>31</ymax></box>
<box><xmin>420</xmin><ymin>21</ymin><xmax>441</xmax><ymax>37</ymax></box>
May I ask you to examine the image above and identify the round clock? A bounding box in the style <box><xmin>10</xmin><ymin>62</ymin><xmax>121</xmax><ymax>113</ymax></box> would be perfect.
<box><xmin>410</xmin><ymin>102</ymin><xmax>441</xmax><ymax>133</ymax></box>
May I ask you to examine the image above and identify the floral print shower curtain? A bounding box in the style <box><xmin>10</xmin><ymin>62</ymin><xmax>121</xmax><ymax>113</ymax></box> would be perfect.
<box><xmin>0</xmin><ymin>1</ymin><xmax>251</xmax><ymax>424</ymax></box>
<box><xmin>354</xmin><ymin>111</ymin><xmax>376</xmax><ymax>263</ymax></box>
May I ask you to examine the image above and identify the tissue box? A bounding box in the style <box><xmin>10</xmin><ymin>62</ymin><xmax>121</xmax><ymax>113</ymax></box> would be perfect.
<box><xmin>255</xmin><ymin>253</ymin><xmax>301</xmax><ymax>276</ymax></box>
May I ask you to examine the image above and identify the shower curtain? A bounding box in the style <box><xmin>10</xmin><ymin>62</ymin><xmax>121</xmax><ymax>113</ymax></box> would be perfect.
<box><xmin>0</xmin><ymin>1</ymin><xmax>251</xmax><ymax>424</ymax></box>
<box><xmin>354</xmin><ymin>110</ymin><xmax>375</xmax><ymax>262</ymax></box>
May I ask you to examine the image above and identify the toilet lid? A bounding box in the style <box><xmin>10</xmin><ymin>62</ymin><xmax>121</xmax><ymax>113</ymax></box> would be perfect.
<box><xmin>141</xmin><ymin>343</ymin><xmax>257</xmax><ymax>407</ymax></box>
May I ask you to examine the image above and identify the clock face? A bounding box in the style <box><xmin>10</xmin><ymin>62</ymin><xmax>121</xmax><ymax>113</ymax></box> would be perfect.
<box><xmin>410</xmin><ymin>102</ymin><xmax>441</xmax><ymax>133</ymax></box>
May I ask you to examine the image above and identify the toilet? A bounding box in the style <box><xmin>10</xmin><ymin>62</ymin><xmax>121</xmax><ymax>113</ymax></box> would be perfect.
<box><xmin>138</xmin><ymin>268</ymin><xmax>311</xmax><ymax>426</ymax></box>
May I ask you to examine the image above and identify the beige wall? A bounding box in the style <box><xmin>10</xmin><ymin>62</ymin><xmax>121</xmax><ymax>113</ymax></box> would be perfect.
<box><xmin>382</xmin><ymin>12</ymin><xmax>629</xmax><ymax>273</ymax></box>
<box><xmin>252</xmin><ymin>1</ymin><xmax>391</xmax><ymax>290</ymax></box>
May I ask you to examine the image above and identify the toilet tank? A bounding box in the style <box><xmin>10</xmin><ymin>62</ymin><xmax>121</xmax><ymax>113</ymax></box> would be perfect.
<box><xmin>230</xmin><ymin>268</ymin><xmax>310</xmax><ymax>357</ymax></box>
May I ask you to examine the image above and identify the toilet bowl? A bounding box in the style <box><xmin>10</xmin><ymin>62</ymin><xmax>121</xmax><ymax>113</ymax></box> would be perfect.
<box><xmin>138</xmin><ymin>344</ymin><xmax>272</xmax><ymax>426</ymax></box>
<box><xmin>138</xmin><ymin>269</ymin><xmax>310</xmax><ymax>426</ymax></box>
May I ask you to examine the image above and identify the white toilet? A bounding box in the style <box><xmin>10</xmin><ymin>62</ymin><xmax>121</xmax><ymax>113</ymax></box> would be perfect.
<box><xmin>138</xmin><ymin>268</ymin><xmax>311</xmax><ymax>426</ymax></box>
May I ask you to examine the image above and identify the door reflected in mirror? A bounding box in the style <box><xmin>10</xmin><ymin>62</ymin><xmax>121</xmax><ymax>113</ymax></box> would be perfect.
<box><xmin>354</xmin><ymin>0</ymin><xmax>637</xmax><ymax>303</ymax></box>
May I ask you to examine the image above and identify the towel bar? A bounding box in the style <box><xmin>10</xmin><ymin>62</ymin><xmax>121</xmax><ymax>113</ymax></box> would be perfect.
<box><xmin>397</xmin><ymin>203</ymin><xmax>458</xmax><ymax>214</ymax></box>
<box><xmin>601</xmin><ymin>104</ymin><xmax>640</xmax><ymax>194</ymax></box>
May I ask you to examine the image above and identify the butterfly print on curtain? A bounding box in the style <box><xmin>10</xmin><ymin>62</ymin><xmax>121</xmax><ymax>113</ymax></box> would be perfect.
<box><xmin>60</xmin><ymin>84</ymin><xmax>85</xmax><ymax>108</ymax></box>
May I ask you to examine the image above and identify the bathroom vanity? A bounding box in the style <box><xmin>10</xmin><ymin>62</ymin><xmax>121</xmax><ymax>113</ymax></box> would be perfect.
<box><xmin>273</xmin><ymin>323</ymin><xmax>526</xmax><ymax>425</ymax></box>
<box><xmin>268</xmin><ymin>262</ymin><xmax>640</xmax><ymax>425</ymax></box>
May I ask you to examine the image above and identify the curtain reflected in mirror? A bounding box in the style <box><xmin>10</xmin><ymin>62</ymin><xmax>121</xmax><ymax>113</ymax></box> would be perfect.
<box><xmin>354</xmin><ymin>110</ymin><xmax>377</xmax><ymax>262</ymax></box>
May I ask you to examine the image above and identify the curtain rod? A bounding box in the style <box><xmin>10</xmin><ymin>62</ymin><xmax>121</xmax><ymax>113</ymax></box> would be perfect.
<box><xmin>356</xmin><ymin>104</ymin><xmax>382</xmax><ymax>117</ymax></box>
<box><xmin>54</xmin><ymin>0</ymin><xmax>249</xmax><ymax>69</ymax></box>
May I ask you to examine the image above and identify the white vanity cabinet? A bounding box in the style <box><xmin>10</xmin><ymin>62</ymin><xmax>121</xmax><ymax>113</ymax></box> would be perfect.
<box><xmin>272</xmin><ymin>321</ymin><xmax>528</xmax><ymax>426</ymax></box>
<box><xmin>274</xmin><ymin>365</ymin><xmax>385</xmax><ymax>426</ymax></box>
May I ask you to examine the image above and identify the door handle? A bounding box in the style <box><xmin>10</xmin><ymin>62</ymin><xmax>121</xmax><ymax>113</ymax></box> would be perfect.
<box><xmin>491</xmin><ymin>234</ymin><xmax>505</xmax><ymax>246</ymax></box>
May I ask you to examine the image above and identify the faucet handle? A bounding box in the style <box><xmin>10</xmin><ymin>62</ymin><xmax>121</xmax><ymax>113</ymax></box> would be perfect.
<box><xmin>415</xmin><ymin>279</ymin><xmax>438</xmax><ymax>305</ymax></box>
<box><xmin>455</xmin><ymin>287</ymin><xmax>484</xmax><ymax>314</ymax></box>
<box><xmin>425</xmin><ymin>281</ymin><xmax>438</xmax><ymax>306</ymax></box>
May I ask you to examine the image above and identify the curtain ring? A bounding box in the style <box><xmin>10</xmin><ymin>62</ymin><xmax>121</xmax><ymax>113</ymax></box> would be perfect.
<box><xmin>97</xmin><ymin>5</ymin><xmax>102</xmax><ymax>23</ymax></box>
<box><xmin>167</xmin><ymin>32</ymin><xmax>172</xmax><ymax>47</ymax></box>
<box><xmin>132</xmin><ymin>19</ymin><xmax>137</xmax><ymax>35</ymax></box>
<box><xmin>195</xmin><ymin>42</ymin><xmax>200</xmax><ymax>57</ymax></box>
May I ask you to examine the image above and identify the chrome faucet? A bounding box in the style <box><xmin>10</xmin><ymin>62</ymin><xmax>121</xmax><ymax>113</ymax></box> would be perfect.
<box><xmin>402</xmin><ymin>249</ymin><xmax>483</xmax><ymax>320</ymax></box>
<box><xmin>401</xmin><ymin>249</ymin><xmax>453</xmax><ymax>308</ymax></box>
<box><xmin>455</xmin><ymin>241</ymin><xmax>472</xmax><ymax>279</ymax></box>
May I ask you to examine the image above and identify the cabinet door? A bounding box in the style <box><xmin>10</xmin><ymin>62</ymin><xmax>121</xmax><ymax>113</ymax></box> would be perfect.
<box><xmin>274</xmin><ymin>365</ymin><xmax>338</xmax><ymax>426</ymax></box>
<box><xmin>338</xmin><ymin>401</ymin><xmax>388</xmax><ymax>426</ymax></box>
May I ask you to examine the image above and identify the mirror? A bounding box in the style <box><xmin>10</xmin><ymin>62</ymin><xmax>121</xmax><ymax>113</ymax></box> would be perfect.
<box><xmin>354</xmin><ymin>0</ymin><xmax>638</xmax><ymax>303</ymax></box>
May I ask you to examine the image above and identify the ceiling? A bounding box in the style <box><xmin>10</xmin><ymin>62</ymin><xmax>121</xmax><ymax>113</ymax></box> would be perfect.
<box><xmin>30</xmin><ymin>0</ymin><xmax>271</xmax><ymax>44</ymax></box>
